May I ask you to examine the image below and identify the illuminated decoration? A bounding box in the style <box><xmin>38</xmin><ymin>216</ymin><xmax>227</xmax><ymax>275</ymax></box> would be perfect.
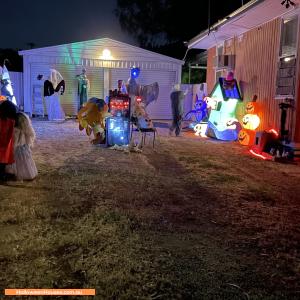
<box><xmin>238</xmin><ymin>129</ymin><xmax>255</xmax><ymax>146</ymax></box>
<box><xmin>245</xmin><ymin>101</ymin><xmax>259</xmax><ymax>114</ymax></box>
<box><xmin>239</xmin><ymin>95</ymin><xmax>261</xmax><ymax>146</ymax></box>
<box><xmin>130</xmin><ymin>66</ymin><xmax>140</xmax><ymax>79</ymax></box>
<box><xmin>268</xmin><ymin>128</ymin><xmax>279</xmax><ymax>137</ymax></box>
<box><xmin>194</xmin><ymin>123</ymin><xmax>208</xmax><ymax>137</ymax></box>
<box><xmin>100</xmin><ymin>49</ymin><xmax>113</xmax><ymax>60</ymax></box>
<box><xmin>185</xmin><ymin>94</ymin><xmax>208</xmax><ymax>123</ymax></box>
<box><xmin>249</xmin><ymin>128</ymin><xmax>280</xmax><ymax>160</ymax></box>
<box><xmin>242</xmin><ymin>114</ymin><xmax>260</xmax><ymax>130</ymax></box>
<box><xmin>106</xmin><ymin>117</ymin><xmax>130</xmax><ymax>146</ymax></box>
<box><xmin>249</xmin><ymin>149</ymin><xmax>270</xmax><ymax>160</ymax></box>
<box><xmin>0</xmin><ymin>95</ymin><xmax>6</xmax><ymax>102</ymax></box>
<box><xmin>0</xmin><ymin>62</ymin><xmax>17</xmax><ymax>106</ymax></box>
<box><xmin>205</xmin><ymin>77</ymin><xmax>243</xmax><ymax>141</ymax></box>
<box><xmin>106</xmin><ymin>86</ymin><xmax>131</xmax><ymax>146</ymax></box>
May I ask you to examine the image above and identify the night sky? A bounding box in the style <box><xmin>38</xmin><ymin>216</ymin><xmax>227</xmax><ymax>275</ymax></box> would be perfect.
<box><xmin>0</xmin><ymin>0</ymin><xmax>136</xmax><ymax>50</ymax></box>
<box><xmin>0</xmin><ymin>0</ymin><xmax>250</xmax><ymax>51</ymax></box>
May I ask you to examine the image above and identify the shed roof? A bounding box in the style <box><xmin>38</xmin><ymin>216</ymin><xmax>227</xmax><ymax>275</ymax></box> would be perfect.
<box><xmin>19</xmin><ymin>37</ymin><xmax>184</xmax><ymax>65</ymax></box>
<box><xmin>188</xmin><ymin>0</ymin><xmax>300</xmax><ymax>50</ymax></box>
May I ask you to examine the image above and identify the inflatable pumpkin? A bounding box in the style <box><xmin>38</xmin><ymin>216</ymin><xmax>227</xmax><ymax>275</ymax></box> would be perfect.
<box><xmin>238</xmin><ymin>129</ymin><xmax>255</xmax><ymax>146</ymax></box>
<box><xmin>245</xmin><ymin>101</ymin><xmax>259</xmax><ymax>114</ymax></box>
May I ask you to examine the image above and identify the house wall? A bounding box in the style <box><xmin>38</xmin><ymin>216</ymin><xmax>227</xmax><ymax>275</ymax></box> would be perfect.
<box><xmin>20</xmin><ymin>39</ymin><xmax>183</xmax><ymax>118</ymax></box>
<box><xmin>206</xmin><ymin>47</ymin><xmax>216</xmax><ymax>94</ymax></box>
<box><xmin>294</xmin><ymin>68</ymin><xmax>300</xmax><ymax>142</ymax></box>
<box><xmin>206</xmin><ymin>18</ymin><xmax>282</xmax><ymax>132</ymax></box>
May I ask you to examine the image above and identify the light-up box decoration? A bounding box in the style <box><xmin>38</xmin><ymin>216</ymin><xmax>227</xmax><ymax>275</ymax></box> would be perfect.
<box><xmin>106</xmin><ymin>90</ymin><xmax>131</xmax><ymax>147</ymax></box>
<box><xmin>206</xmin><ymin>77</ymin><xmax>243</xmax><ymax>141</ymax></box>
<box><xmin>106</xmin><ymin>117</ymin><xmax>130</xmax><ymax>146</ymax></box>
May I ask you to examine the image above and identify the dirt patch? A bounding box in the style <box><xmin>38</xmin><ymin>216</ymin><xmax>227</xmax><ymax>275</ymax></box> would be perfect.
<box><xmin>0</xmin><ymin>120</ymin><xmax>299</xmax><ymax>299</ymax></box>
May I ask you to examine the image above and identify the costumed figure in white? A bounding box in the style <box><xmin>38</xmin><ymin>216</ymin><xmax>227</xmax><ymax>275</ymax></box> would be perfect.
<box><xmin>6</xmin><ymin>112</ymin><xmax>38</xmax><ymax>180</ymax></box>
<box><xmin>0</xmin><ymin>59</ymin><xmax>17</xmax><ymax>105</ymax></box>
<box><xmin>38</xmin><ymin>69</ymin><xmax>65</xmax><ymax>121</ymax></box>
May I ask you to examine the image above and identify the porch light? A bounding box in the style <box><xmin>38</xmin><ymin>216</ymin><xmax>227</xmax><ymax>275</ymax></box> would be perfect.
<box><xmin>100</xmin><ymin>49</ymin><xmax>113</xmax><ymax>60</ymax></box>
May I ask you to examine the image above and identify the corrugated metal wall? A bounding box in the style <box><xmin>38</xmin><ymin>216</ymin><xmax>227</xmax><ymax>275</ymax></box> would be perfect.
<box><xmin>206</xmin><ymin>47</ymin><xmax>216</xmax><ymax>94</ymax></box>
<box><xmin>206</xmin><ymin>18</ymin><xmax>283</xmax><ymax>132</ymax></box>
<box><xmin>30</xmin><ymin>64</ymin><xmax>104</xmax><ymax>115</ymax></box>
<box><xmin>110</xmin><ymin>68</ymin><xmax>177</xmax><ymax>119</ymax></box>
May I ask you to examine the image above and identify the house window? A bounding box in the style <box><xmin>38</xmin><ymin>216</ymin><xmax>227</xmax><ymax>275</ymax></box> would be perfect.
<box><xmin>280</xmin><ymin>15</ymin><xmax>298</xmax><ymax>57</ymax></box>
<box><xmin>276</xmin><ymin>15</ymin><xmax>299</xmax><ymax>98</ymax></box>
<box><xmin>215</xmin><ymin>44</ymin><xmax>226</xmax><ymax>82</ymax></box>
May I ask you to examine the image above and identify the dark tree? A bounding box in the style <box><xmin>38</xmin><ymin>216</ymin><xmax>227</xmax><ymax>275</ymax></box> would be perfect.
<box><xmin>115</xmin><ymin>0</ymin><xmax>252</xmax><ymax>59</ymax></box>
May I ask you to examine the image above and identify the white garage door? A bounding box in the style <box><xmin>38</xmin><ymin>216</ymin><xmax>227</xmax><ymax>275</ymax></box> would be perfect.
<box><xmin>111</xmin><ymin>68</ymin><xmax>177</xmax><ymax>119</ymax></box>
<box><xmin>30</xmin><ymin>64</ymin><xmax>104</xmax><ymax>116</ymax></box>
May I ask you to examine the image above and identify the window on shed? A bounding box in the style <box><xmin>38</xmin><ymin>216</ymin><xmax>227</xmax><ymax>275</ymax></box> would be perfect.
<box><xmin>280</xmin><ymin>15</ymin><xmax>299</xmax><ymax>57</ymax></box>
<box><xmin>276</xmin><ymin>14</ymin><xmax>299</xmax><ymax>98</ymax></box>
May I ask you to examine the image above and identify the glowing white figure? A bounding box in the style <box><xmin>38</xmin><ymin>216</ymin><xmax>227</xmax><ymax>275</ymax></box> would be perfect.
<box><xmin>0</xmin><ymin>65</ymin><xmax>17</xmax><ymax>105</ymax></box>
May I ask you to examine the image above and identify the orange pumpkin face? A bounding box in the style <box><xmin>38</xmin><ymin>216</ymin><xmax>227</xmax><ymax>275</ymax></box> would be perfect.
<box><xmin>238</xmin><ymin>129</ymin><xmax>255</xmax><ymax>146</ymax></box>
<box><xmin>245</xmin><ymin>101</ymin><xmax>258</xmax><ymax>114</ymax></box>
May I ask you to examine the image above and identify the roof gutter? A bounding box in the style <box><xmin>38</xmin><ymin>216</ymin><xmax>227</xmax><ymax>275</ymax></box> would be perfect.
<box><xmin>188</xmin><ymin>0</ymin><xmax>265</xmax><ymax>49</ymax></box>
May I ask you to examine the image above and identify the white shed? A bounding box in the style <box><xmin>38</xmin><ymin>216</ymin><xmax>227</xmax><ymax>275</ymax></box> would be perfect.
<box><xmin>19</xmin><ymin>38</ymin><xmax>183</xmax><ymax>119</ymax></box>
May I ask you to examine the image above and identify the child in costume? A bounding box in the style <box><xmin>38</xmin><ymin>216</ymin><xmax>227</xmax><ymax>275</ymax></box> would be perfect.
<box><xmin>6</xmin><ymin>112</ymin><xmax>38</xmax><ymax>181</ymax></box>
<box><xmin>0</xmin><ymin>97</ymin><xmax>17</xmax><ymax>180</ymax></box>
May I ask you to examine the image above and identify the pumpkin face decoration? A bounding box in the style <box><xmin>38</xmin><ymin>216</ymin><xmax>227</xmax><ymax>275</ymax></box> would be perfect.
<box><xmin>242</xmin><ymin>114</ymin><xmax>260</xmax><ymax>130</ymax></box>
<box><xmin>238</xmin><ymin>129</ymin><xmax>255</xmax><ymax>146</ymax></box>
<box><xmin>245</xmin><ymin>101</ymin><xmax>258</xmax><ymax>114</ymax></box>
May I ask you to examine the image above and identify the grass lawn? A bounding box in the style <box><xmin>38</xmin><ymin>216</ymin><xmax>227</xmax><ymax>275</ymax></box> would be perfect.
<box><xmin>0</xmin><ymin>120</ymin><xmax>299</xmax><ymax>300</ymax></box>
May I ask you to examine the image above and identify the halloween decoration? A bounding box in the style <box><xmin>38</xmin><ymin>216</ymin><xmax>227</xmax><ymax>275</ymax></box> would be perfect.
<box><xmin>242</xmin><ymin>114</ymin><xmax>260</xmax><ymax>130</ymax></box>
<box><xmin>245</xmin><ymin>100</ymin><xmax>259</xmax><ymax>114</ymax></box>
<box><xmin>185</xmin><ymin>94</ymin><xmax>208</xmax><ymax>123</ymax></box>
<box><xmin>194</xmin><ymin>123</ymin><xmax>208</xmax><ymax>137</ymax></box>
<box><xmin>238</xmin><ymin>129</ymin><xmax>255</xmax><ymax>146</ymax></box>
<box><xmin>205</xmin><ymin>72</ymin><xmax>243</xmax><ymax>141</ymax></box>
<box><xmin>76</xmin><ymin>68</ymin><xmax>90</xmax><ymax>109</ymax></box>
<box><xmin>77</xmin><ymin>98</ymin><xmax>111</xmax><ymax>144</ymax></box>
<box><xmin>106</xmin><ymin>86</ymin><xmax>131</xmax><ymax>147</ymax></box>
<box><xmin>0</xmin><ymin>60</ymin><xmax>17</xmax><ymax>105</ymax></box>
<box><xmin>239</xmin><ymin>95</ymin><xmax>261</xmax><ymax>146</ymax></box>
<box><xmin>37</xmin><ymin>69</ymin><xmax>65</xmax><ymax>121</ymax></box>
<box><xmin>126</xmin><ymin>66</ymin><xmax>159</xmax><ymax>108</ymax></box>
<box><xmin>169</xmin><ymin>84</ymin><xmax>188</xmax><ymax>137</ymax></box>
<box><xmin>279</xmin><ymin>99</ymin><xmax>294</xmax><ymax>143</ymax></box>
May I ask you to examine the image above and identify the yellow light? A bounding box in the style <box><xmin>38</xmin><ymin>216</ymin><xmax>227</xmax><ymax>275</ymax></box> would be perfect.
<box><xmin>242</xmin><ymin>114</ymin><xmax>260</xmax><ymax>130</ymax></box>
<box><xmin>284</xmin><ymin>57</ymin><xmax>292</xmax><ymax>62</ymax></box>
<box><xmin>100</xmin><ymin>49</ymin><xmax>113</xmax><ymax>60</ymax></box>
